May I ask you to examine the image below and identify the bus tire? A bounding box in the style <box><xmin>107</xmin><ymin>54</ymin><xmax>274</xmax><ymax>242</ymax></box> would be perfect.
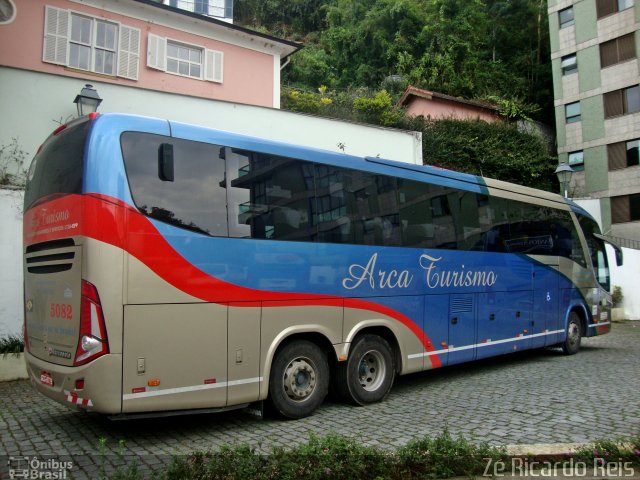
<box><xmin>335</xmin><ymin>334</ymin><xmax>395</xmax><ymax>406</ymax></box>
<box><xmin>562</xmin><ymin>312</ymin><xmax>582</xmax><ymax>355</ymax></box>
<box><xmin>267</xmin><ymin>340</ymin><xmax>329</xmax><ymax>419</ymax></box>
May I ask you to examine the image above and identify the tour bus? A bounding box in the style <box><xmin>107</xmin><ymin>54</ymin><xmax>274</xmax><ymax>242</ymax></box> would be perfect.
<box><xmin>23</xmin><ymin>113</ymin><xmax>621</xmax><ymax>419</ymax></box>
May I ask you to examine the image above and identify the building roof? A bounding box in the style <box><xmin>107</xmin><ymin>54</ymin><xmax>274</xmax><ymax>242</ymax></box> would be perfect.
<box><xmin>398</xmin><ymin>86</ymin><xmax>498</xmax><ymax>113</ymax></box>
<box><xmin>133</xmin><ymin>0</ymin><xmax>302</xmax><ymax>59</ymax></box>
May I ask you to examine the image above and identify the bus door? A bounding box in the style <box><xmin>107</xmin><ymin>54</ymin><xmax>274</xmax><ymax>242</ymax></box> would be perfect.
<box><xmin>477</xmin><ymin>290</ymin><xmax>533</xmax><ymax>358</ymax></box>
<box><xmin>447</xmin><ymin>294</ymin><xmax>476</xmax><ymax>365</ymax></box>
<box><xmin>532</xmin><ymin>264</ymin><xmax>560</xmax><ymax>347</ymax></box>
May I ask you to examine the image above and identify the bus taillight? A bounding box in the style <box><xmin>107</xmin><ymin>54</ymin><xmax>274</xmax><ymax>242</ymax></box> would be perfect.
<box><xmin>74</xmin><ymin>280</ymin><xmax>109</xmax><ymax>366</ymax></box>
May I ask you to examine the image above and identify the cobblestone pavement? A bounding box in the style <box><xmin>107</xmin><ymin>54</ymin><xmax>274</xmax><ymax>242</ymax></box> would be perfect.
<box><xmin>1</xmin><ymin>322</ymin><xmax>639</xmax><ymax>478</ymax></box>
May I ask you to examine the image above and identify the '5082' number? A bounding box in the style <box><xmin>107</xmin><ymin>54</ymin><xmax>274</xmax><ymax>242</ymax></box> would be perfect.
<box><xmin>50</xmin><ymin>303</ymin><xmax>72</xmax><ymax>320</ymax></box>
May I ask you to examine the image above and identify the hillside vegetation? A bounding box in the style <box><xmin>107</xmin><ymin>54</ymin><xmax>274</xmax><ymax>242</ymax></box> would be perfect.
<box><xmin>236</xmin><ymin>0</ymin><xmax>557</xmax><ymax>191</ymax></box>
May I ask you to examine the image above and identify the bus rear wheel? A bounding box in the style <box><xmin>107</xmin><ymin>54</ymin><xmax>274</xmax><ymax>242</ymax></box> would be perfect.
<box><xmin>335</xmin><ymin>334</ymin><xmax>395</xmax><ymax>406</ymax></box>
<box><xmin>268</xmin><ymin>340</ymin><xmax>329</xmax><ymax>419</ymax></box>
<box><xmin>562</xmin><ymin>312</ymin><xmax>582</xmax><ymax>355</ymax></box>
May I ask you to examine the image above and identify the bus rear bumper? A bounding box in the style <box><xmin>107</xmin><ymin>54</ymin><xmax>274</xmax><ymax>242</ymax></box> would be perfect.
<box><xmin>25</xmin><ymin>352</ymin><xmax>122</xmax><ymax>414</ymax></box>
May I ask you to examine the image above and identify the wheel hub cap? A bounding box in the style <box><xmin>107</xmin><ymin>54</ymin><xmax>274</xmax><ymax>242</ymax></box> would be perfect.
<box><xmin>283</xmin><ymin>358</ymin><xmax>316</xmax><ymax>401</ymax></box>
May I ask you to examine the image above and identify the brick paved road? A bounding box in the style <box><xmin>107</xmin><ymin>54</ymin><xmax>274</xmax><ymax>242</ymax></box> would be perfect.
<box><xmin>1</xmin><ymin>322</ymin><xmax>639</xmax><ymax>478</ymax></box>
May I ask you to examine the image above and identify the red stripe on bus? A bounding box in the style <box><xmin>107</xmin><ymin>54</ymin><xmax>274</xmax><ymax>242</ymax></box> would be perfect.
<box><xmin>24</xmin><ymin>194</ymin><xmax>441</xmax><ymax>368</ymax></box>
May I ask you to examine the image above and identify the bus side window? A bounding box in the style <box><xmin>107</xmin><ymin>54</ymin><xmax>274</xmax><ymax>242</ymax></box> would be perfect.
<box><xmin>121</xmin><ymin>133</ymin><xmax>227</xmax><ymax>237</ymax></box>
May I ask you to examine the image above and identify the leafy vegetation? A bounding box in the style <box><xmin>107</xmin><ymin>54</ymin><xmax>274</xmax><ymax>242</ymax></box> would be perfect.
<box><xmin>236</xmin><ymin>0</ymin><xmax>552</xmax><ymax>124</ymax></box>
<box><xmin>0</xmin><ymin>138</ymin><xmax>28</xmax><ymax>188</ymax></box>
<box><xmin>612</xmin><ymin>286</ymin><xmax>624</xmax><ymax>308</ymax></box>
<box><xmin>238</xmin><ymin>0</ymin><xmax>558</xmax><ymax>190</ymax></box>
<box><xmin>419</xmin><ymin>117</ymin><xmax>555</xmax><ymax>190</ymax></box>
<box><xmin>282</xmin><ymin>85</ymin><xmax>555</xmax><ymax>190</ymax></box>
<box><xmin>97</xmin><ymin>431</ymin><xmax>640</xmax><ymax>479</ymax></box>
<box><xmin>0</xmin><ymin>334</ymin><xmax>24</xmax><ymax>357</ymax></box>
<box><xmin>162</xmin><ymin>430</ymin><xmax>507</xmax><ymax>479</ymax></box>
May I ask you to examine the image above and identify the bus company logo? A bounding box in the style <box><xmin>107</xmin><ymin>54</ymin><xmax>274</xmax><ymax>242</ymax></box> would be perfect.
<box><xmin>419</xmin><ymin>254</ymin><xmax>498</xmax><ymax>289</ymax></box>
<box><xmin>39</xmin><ymin>208</ymin><xmax>71</xmax><ymax>226</ymax></box>
<box><xmin>48</xmin><ymin>347</ymin><xmax>72</xmax><ymax>360</ymax></box>
<box><xmin>342</xmin><ymin>253</ymin><xmax>498</xmax><ymax>290</ymax></box>
<box><xmin>7</xmin><ymin>456</ymin><xmax>73</xmax><ymax>479</ymax></box>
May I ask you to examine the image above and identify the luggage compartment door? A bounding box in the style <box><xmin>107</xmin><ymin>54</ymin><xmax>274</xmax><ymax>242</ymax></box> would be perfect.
<box><xmin>122</xmin><ymin>303</ymin><xmax>227</xmax><ymax>413</ymax></box>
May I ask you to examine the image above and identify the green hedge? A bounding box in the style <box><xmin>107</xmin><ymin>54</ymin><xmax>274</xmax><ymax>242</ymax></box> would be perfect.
<box><xmin>418</xmin><ymin>118</ymin><xmax>555</xmax><ymax>191</ymax></box>
<box><xmin>101</xmin><ymin>431</ymin><xmax>640</xmax><ymax>480</ymax></box>
<box><xmin>281</xmin><ymin>87</ymin><xmax>557</xmax><ymax>192</ymax></box>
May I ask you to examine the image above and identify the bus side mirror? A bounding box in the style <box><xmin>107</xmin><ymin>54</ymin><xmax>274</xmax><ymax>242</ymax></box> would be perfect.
<box><xmin>595</xmin><ymin>233</ymin><xmax>623</xmax><ymax>267</ymax></box>
<box><xmin>158</xmin><ymin>143</ymin><xmax>174</xmax><ymax>182</ymax></box>
<box><xmin>615</xmin><ymin>246</ymin><xmax>623</xmax><ymax>267</ymax></box>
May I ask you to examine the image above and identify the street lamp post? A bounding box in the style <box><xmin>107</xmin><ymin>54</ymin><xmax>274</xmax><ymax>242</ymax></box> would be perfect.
<box><xmin>554</xmin><ymin>163</ymin><xmax>575</xmax><ymax>199</ymax></box>
<box><xmin>73</xmin><ymin>84</ymin><xmax>102</xmax><ymax>116</ymax></box>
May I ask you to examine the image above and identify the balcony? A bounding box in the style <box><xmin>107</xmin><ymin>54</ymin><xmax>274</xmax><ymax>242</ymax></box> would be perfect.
<box><xmin>161</xmin><ymin>0</ymin><xmax>233</xmax><ymax>23</ymax></box>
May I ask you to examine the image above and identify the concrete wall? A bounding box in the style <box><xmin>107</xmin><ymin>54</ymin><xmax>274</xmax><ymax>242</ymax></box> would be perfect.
<box><xmin>609</xmin><ymin>245</ymin><xmax>640</xmax><ymax>320</ymax></box>
<box><xmin>576</xmin><ymin>198</ymin><xmax>640</xmax><ymax>320</ymax></box>
<box><xmin>0</xmin><ymin>189</ymin><xmax>24</xmax><ymax>337</ymax></box>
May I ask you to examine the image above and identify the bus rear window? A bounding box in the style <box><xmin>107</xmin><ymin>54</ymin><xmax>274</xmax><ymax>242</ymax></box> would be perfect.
<box><xmin>24</xmin><ymin>120</ymin><xmax>90</xmax><ymax>210</ymax></box>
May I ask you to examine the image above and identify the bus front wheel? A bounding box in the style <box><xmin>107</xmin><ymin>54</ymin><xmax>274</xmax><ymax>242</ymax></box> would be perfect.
<box><xmin>335</xmin><ymin>334</ymin><xmax>395</xmax><ymax>406</ymax></box>
<box><xmin>268</xmin><ymin>340</ymin><xmax>329</xmax><ymax>419</ymax></box>
<box><xmin>562</xmin><ymin>312</ymin><xmax>582</xmax><ymax>355</ymax></box>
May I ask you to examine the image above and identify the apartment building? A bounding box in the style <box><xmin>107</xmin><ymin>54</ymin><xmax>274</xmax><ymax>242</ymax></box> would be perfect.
<box><xmin>548</xmin><ymin>0</ymin><xmax>640</xmax><ymax>242</ymax></box>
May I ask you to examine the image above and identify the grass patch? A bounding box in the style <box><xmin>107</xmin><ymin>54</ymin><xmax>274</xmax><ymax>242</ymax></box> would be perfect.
<box><xmin>0</xmin><ymin>334</ymin><xmax>24</xmax><ymax>357</ymax></box>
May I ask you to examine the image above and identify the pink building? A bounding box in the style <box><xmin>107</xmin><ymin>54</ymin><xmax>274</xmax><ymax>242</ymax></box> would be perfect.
<box><xmin>0</xmin><ymin>0</ymin><xmax>300</xmax><ymax>159</ymax></box>
<box><xmin>399</xmin><ymin>86</ymin><xmax>500</xmax><ymax>123</ymax></box>
<box><xmin>0</xmin><ymin>0</ymin><xmax>299</xmax><ymax>107</ymax></box>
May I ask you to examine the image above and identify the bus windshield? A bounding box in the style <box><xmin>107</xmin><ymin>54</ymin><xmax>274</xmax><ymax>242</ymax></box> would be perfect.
<box><xmin>578</xmin><ymin>215</ymin><xmax>610</xmax><ymax>291</ymax></box>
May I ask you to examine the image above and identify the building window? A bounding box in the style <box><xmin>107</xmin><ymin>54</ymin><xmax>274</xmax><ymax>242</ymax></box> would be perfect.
<box><xmin>68</xmin><ymin>14</ymin><xmax>118</xmax><ymax>75</ymax></box>
<box><xmin>167</xmin><ymin>41</ymin><xmax>202</xmax><ymax>79</ymax></box>
<box><xmin>597</xmin><ymin>0</ymin><xmax>635</xmax><ymax>18</ymax></box>
<box><xmin>559</xmin><ymin>7</ymin><xmax>574</xmax><ymax>28</ymax></box>
<box><xmin>194</xmin><ymin>0</ymin><xmax>208</xmax><ymax>14</ymax></box>
<box><xmin>147</xmin><ymin>34</ymin><xmax>224</xmax><ymax>83</ymax></box>
<box><xmin>43</xmin><ymin>6</ymin><xmax>140</xmax><ymax>80</ymax></box>
<box><xmin>0</xmin><ymin>0</ymin><xmax>17</xmax><ymax>25</ymax></box>
<box><xmin>600</xmin><ymin>33</ymin><xmax>636</xmax><ymax>68</ymax></box>
<box><xmin>611</xmin><ymin>193</ymin><xmax>640</xmax><ymax>223</ymax></box>
<box><xmin>568</xmin><ymin>151</ymin><xmax>584</xmax><ymax>171</ymax></box>
<box><xmin>565</xmin><ymin>101</ymin><xmax>581</xmax><ymax>123</ymax></box>
<box><xmin>604</xmin><ymin>85</ymin><xmax>640</xmax><ymax>118</ymax></box>
<box><xmin>627</xmin><ymin>139</ymin><xmax>640</xmax><ymax>167</ymax></box>
<box><xmin>561</xmin><ymin>54</ymin><xmax>578</xmax><ymax>75</ymax></box>
<box><xmin>608</xmin><ymin>139</ymin><xmax>640</xmax><ymax>170</ymax></box>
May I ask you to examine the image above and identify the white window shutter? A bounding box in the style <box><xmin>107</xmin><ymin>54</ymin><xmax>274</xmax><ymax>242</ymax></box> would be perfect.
<box><xmin>43</xmin><ymin>6</ymin><xmax>69</xmax><ymax>65</ymax></box>
<box><xmin>204</xmin><ymin>49</ymin><xmax>223</xmax><ymax>83</ymax></box>
<box><xmin>118</xmin><ymin>25</ymin><xmax>141</xmax><ymax>80</ymax></box>
<box><xmin>146</xmin><ymin>33</ymin><xmax>166</xmax><ymax>71</ymax></box>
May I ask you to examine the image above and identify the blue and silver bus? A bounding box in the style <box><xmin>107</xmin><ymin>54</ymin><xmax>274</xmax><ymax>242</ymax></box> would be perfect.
<box><xmin>23</xmin><ymin>113</ymin><xmax>620</xmax><ymax>418</ymax></box>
